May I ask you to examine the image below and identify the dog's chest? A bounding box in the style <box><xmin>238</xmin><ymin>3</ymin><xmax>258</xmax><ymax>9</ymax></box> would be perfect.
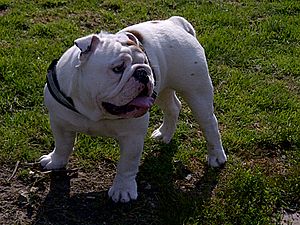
<box><xmin>76</xmin><ymin>119</ymin><xmax>119</xmax><ymax>137</ymax></box>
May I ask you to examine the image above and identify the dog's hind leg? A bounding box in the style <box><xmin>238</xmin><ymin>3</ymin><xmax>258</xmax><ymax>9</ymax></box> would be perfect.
<box><xmin>181</xmin><ymin>86</ymin><xmax>227</xmax><ymax>167</ymax></box>
<box><xmin>151</xmin><ymin>88</ymin><xmax>181</xmax><ymax>143</ymax></box>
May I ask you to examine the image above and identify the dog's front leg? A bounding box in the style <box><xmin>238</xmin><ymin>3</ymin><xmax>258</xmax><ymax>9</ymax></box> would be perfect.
<box><xmin>40</xmin><ymin>121</ymin><xmax>76</xmax><ymax>170</ymax></box>
<box><xmin>108</xmin><ymin>135</ymin><xmax>144</xmax><ymax>203</ymax></box>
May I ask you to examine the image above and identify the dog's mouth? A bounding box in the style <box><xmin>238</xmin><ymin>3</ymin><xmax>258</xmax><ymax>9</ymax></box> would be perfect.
<box><xmin>102</xmin><ymin>86</ymin><xmax>155</xmax><ymax>118</ymax></box>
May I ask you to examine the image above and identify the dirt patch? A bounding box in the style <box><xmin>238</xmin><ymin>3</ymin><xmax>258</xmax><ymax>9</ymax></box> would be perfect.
<box><xmin>1</xmin><ymin>156</ymin><xmax>298</xmax><ymax>225</ymax></box>
<box><xmin>0</xmin><ymin>160</ymin><xmax>161</xmax><ymax>225</ymax></box>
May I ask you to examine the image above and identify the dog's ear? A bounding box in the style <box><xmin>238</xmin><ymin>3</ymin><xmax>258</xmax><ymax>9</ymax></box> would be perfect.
<box><xmin>74</xmin><ymin>34</ymin><xmax>100</xmax><ymax>65</ymax></box>
<box><xmin>75</xmin><ymin>34</ymin><xmax>100</xmax><ymax>53</ymax></box>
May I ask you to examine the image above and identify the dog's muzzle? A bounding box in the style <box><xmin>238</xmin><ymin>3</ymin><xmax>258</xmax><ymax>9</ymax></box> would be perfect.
<box><xmin>102</xmin><ymin>68</ymin><xmax>155</xmax><ymax>118</ymax></box>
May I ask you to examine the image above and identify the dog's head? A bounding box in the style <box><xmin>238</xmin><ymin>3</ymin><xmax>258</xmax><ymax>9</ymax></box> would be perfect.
<box><xmin>73</xmin><ymin>32</ymin><xmax>155</xmax><ymax>119</ymax></box>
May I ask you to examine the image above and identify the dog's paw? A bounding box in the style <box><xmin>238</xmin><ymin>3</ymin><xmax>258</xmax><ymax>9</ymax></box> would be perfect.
<box><xmin>207</xmin><ymin>150</ymin><xmax>227</xmax><ymax>167</ymax></box>
<box><xmin>39</xmin><ymin>151</ymin><xmax>67</xmax><ymax>170</ymax></box>
<box><xmin>151</xmin><ymin>127</ymin><xmax>173</xmax><ymax>144</ymax></box>
<box><xmin>108</xmin><ymin>177</ymin><xmax>137</xmax><ymax>203</ymax></box>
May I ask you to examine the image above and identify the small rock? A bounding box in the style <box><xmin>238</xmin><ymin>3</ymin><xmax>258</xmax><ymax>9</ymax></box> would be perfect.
<box><xmin>280</xmin><ymin>209</ymin><xmax>300</xmax><ymax>225</ymax></box>
<box><xmin>150</xmin><ymin>202</ymin><xmax>156</xmax><ymax>208</ymax></box>
<box><xmin>145</xmin><ymin>183</ymin><xmax>151</xmax><ymax>190</ymax></box>
<box><xmin>30</xmin><ymin>187</ymin><xmax>38</xmax><ymax>193</ymax></box>
<box><xmin>185</xmin><ymin>174</ymin><xmax>192</xmax><ymax>181</ymax></box>
<box><xmin>18</xmin><ymin>191</ymin><xmax>29</xmax><ymax>205</ymax></box>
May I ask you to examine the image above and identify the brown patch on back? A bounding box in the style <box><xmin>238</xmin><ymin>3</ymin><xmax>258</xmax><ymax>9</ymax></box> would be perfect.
<box><xmin>151</xmin><ymin>21</ymin><xmax>160</xmax><ymax>24</ymax></box>
<box><xmin>126</xmin><ymin>40</ymin><xmax>137</xmax><ymax>46</ymax></box>
<box><xmin>126</xmin><ymin>30</ymin><xmax>144</xmax><ymax>43</ymax></box>
<box><xmin>125</xmin><ymin>40</ymin><xmax>144</xmax><ymax>54</ymax></box>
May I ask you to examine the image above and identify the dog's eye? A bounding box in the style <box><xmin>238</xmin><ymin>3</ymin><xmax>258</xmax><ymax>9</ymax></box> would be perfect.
<box><xmin>112</xmin><ymin>62</ymin><xmax>125</xmax><ymax>73</ymax></box>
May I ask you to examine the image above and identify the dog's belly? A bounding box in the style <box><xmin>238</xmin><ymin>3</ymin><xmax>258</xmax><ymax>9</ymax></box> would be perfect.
<box><xmin>80</xmin><ymin>120</ymin><xmax>119</xmax><ymax>137</ymax></box>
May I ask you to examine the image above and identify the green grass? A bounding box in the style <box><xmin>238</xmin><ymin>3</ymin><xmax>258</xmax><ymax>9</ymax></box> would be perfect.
<box><xmin>1</xmin><ymin>0</ymin><xmax>299</xmax><ymax>224</ymax></box>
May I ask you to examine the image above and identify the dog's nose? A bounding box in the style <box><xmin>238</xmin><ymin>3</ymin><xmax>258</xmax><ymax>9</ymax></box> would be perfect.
<box><xmin>133</xmin><ymin>68</ymin><xmax>149</xmax><ymax>85</ymax></box>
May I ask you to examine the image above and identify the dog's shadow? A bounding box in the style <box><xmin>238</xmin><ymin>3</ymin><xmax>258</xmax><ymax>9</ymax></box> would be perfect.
<box><xmin>33</xmin><ymin>141</ymin><xmax>223</xmax><ymax>225</ymax></box>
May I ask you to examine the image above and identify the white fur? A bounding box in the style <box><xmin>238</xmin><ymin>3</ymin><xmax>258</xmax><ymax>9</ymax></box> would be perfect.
<box><xmin>40</xmin><ymin>16</ymin><xmax>227</xmax><ymax>203</ymax></box>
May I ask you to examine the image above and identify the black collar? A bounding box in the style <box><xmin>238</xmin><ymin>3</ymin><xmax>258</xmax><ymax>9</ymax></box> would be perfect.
<box><xmin>46</xmin><ymin>59</ymin><xmax>80</xmax><ymax>114</ymax></box>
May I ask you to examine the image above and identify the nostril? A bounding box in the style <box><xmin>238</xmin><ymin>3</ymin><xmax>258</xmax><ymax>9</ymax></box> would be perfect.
<box><xmin>133</xmin><ymin>68</ymin><xmax>149</xmax><ymax>85</ymax></box>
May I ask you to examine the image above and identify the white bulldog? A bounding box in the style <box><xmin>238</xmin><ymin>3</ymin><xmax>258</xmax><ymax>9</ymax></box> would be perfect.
<box><xmin>40</xmin><ymin>16</ymin><xmax>227</xmax><ymax>203</ymax></box>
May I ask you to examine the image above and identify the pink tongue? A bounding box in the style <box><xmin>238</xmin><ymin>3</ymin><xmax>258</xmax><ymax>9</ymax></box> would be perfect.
<box><xmin>129</xmin><ymin>96</ymin><xmax>155</xmax><ymax>109</ymax></box>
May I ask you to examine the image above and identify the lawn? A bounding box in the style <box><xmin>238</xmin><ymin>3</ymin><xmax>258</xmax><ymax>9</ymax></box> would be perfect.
<box><xmin>0</xmin><ymin>0</ymin><xmax>299</xmax><ymax>224</ymax></box>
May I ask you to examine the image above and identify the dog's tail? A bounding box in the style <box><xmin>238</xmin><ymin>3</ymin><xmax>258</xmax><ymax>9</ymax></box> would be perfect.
<box><xmin>168</xmin><ymin>16</ymin><xmax>196</xmax><ymax>37</ymax></box>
